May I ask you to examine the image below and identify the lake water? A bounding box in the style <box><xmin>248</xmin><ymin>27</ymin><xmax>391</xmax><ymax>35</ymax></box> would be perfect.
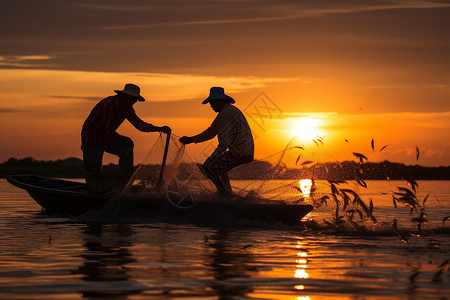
<box><xmin>0</xmin><ymin>179</ymin><xmax>449</xmax><ymax>299</ymax></box>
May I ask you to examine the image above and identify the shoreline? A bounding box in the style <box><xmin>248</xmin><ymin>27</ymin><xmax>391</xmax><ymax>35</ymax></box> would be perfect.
<box><xmin>1</xmin><ymin>157</ymin><xmax>449</xmax><ymax>180</ymax></box>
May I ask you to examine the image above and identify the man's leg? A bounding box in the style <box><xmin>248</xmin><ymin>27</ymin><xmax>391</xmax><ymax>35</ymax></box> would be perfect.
<box><xmin>82</xmin><ymin>146</ymin><xmax>104</xmax><ymax>176</ymax></box>
<box><xmin>105</xmin><ymin>136</ymin><xmax>134</xmax><ymax>180</ymax></box>
<box><xmin>82</xmin><ymin>146</ymin><xmax>104</xmax><ymax>191</ymax></box>
<box><xmin>218</xmin><ymin>153</ymin><xmax>253</xmax><ymax>195</ymax></box>
<box><xmin>202</xmin><ymin>156</ymin><xmax>225</xmax><ymax>194</ymax></box>
<box><xmin>203</xmin><ymin>151</ymin><xmax>244</xmax><ymax>196</ymax></box>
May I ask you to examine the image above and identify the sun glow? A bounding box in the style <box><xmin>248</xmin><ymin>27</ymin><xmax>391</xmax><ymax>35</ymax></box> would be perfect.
<box><xmin>290</xmin><ymin>117</ymin><xmax>324</xmax><ymax>142</ymax></box>
<box><xmin>294</xmin><ymin>268</ymin><xmax>309</xmax><ymax>278</ymax></box>
<box><xmin>298</xmin><ymin>179</ymin><xmax>313</xmax><ymax>196</ymax></box>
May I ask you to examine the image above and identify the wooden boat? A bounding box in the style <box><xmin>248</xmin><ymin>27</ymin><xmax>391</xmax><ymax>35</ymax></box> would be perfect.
<box><xmin>6</xmin><ymin>175</ymin><xmax>314</xmax><ymax>225</ymax></box>
<box><xmin>6</xmin><ymin>175</ymin><xmax>114</xmax><ymax>214</ymax></box>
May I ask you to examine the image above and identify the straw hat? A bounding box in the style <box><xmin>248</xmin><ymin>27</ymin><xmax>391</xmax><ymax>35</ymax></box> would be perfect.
<box><xmin>202</xmin><ymin>87</ymin><xmax>235</xmax><ymax>104</ymax></box>
<box><xmin>114</xmin><ymin>83</ymin><xmax>145</xmax><ymax>102</ymax></box>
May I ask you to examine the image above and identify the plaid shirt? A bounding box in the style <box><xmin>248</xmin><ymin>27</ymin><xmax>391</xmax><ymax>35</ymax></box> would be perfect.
<box><xmin>81</xmin><ymin>95</ymin><xmax>154</xmax><ymax>147</ymax></box>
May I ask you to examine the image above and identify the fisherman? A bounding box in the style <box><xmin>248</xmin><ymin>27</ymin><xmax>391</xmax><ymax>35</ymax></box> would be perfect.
<box><xmin>179</xmin><ymin>87</ymin><xmax>254</xmax><ymax>197</ymax></box>
<box><xmin>81</xmin><ymin>83</ymin><xmax>170</xmax><ymax>184</ymax></box>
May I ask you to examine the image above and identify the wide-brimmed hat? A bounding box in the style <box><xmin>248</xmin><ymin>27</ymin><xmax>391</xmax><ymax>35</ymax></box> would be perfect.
<box><xmin>114</xmin><ymin>83</ymin><xmax>145</xmax><ymax>102</ymax></box>
<box><xmin>202</xmin><ymin>87</ymin><xmax>235</xmax><ymax>104</ymax></box>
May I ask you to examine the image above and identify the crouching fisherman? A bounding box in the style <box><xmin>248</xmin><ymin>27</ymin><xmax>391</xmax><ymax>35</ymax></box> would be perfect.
<box><xmin>179</xmin><ymin>87</ymin><xmax>254</xmax><ymax>197</ymax></box>
<box><xmin>81</xmin><ymin>83</ymin><xmax>171</xmax><ymax>188</ymax></box>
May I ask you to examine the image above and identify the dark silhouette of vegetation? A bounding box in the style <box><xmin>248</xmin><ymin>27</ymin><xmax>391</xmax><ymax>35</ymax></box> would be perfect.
<box><xmin>1</xmin><ymin>157</ymin><xmax>449</xmax><ymax>179</ymax></box>
<box><xmin>292</xmin><ymin>161</ymin><xmax>450</xmax><ymax>181</ymax></box>
<box><xmin>229</xmin><ymin>159</ymin><xmax>449</xmax><ymax>180</ymax></box>
<box><xmin>0</xmin><ymin>157</ymin><xmax>120</xmax><ymax>178</ymax></box>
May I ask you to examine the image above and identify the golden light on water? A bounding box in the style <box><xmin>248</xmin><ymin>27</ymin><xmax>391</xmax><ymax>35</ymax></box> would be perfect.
<box><xmin>290</xmin><ymin>117</ymin><xmax>324</xmax><ymax>143</ymax></box>
<box><xmin>295</xmin><ymin>242</ymin><xmax>309</xmax><ymax>279</ymax></box>
<box><xmin>294</xmin><ymin>268</ymin><xmax>309</xmax><ymax>279</ymax></box>
<box><xmin>298</xmin><ymin>179</ymin><xmax>313</xmax><ymax>196</ymax></box>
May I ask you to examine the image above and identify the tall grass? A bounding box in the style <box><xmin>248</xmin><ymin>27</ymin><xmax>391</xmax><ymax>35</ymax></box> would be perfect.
<box><xmin>296</xmin><ymin>139</ymin><xmax>450</xmax><ymax>234</ymax></box>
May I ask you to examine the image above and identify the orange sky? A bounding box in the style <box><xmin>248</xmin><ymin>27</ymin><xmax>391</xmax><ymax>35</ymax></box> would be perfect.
<box><xmin>0</xmin><ymin>1</ymin><xmax>449</xmax><ymax>166</ymax></box>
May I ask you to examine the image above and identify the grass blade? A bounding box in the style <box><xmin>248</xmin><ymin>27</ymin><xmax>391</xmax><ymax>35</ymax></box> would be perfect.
<box><xmin>353</xmin><ymin>152</ymin><xmax>368</xmax><ymax>164</ymax></box>
<box><xmin>438</xmin><ymin>259</ymin><xmax>449</xmax><ymax>268</ymax></box>
<box><xmin>409</xmin><ymin>271</ymin><xmax>421</xmax><ymax>282</ymax></box>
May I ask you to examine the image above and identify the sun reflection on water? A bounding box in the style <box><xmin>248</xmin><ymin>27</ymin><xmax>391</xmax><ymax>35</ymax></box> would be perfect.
<box><xmin>295</xmin><ymin>242</ymin><xmax>309</xmax><ymax>279</ymax></box>
<box><xmin>298</xmin><ymin>179</ymin><xmax>312</xmax><ymax>196</ymax></box>
<box><xmin>294</xmin><ymin>268</ymin><xmax>309</xmax><ymax>279</ymax></box>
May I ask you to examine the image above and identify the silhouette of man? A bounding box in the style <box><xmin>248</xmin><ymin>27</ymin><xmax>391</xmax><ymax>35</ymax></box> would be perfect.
<box><xmin>180</xmin><ymin>87</ymin><xmax>254</xmax><ymax>197</ymax></box>
<box><xmin>81</xmin><ymin>83</ymin><xmax>170</xmax><ymax>182</ymax></box>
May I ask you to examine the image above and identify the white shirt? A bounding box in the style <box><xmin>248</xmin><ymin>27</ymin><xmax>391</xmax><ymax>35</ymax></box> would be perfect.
<box><xmin>192</xmin><ymin>104</ymin><xmax>254</xmax><ymax>158</ymax></box>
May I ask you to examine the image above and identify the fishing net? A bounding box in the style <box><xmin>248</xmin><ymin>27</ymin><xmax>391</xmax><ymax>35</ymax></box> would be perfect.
<box><xmin>121</xmin><ymin>133</ymin><xmax>217</xmax><ymax>209</ymax></box>
<box><xmin>120</xmin><ymin>133</ymin><xmax>313</xmax><ymax>216</ymax></box>
<box><xmin>229</xmin><ymin>138</ymin><xmax>319</xmax><ymax>204</ymax></box>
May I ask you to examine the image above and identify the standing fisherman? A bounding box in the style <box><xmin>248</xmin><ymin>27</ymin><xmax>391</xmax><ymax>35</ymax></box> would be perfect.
<box><xmin>81</xmin><ymin>83</ymin><xmax>170</xmax><ymax>185</ymax></box>
<box><xmin>180</xmin><ymin>87</ymin><xmax>254</xmax><ymax>197</ymax></box>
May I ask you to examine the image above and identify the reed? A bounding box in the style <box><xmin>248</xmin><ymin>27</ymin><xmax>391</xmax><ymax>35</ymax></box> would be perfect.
<box><xmin>296</xmin><ymin>138</ymin><xmax>450</xmax><ymax>234</ymax></box>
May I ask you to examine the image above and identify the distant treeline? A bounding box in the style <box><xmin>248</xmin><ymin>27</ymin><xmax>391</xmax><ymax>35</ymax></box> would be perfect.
<box><xmin>229</xmin><ymin>160</ymin><xmax>450</xmax><ymax>180</ymax></box>
<box><xmin>0</xmin><ymin>157</ymin><xmax>120</xmax><ymax>178</ymax></box>
<box><xmin>1</xmin><ymin>157</ymin><xmax>449</xmax><ymax>180</ymax></box>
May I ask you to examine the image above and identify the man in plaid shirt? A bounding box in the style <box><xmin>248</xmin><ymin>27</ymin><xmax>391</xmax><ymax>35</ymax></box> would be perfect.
<box><xmin>81</xmin><ymin>83</ymin><xmax>170</xmax><ymax>181</ymax></box>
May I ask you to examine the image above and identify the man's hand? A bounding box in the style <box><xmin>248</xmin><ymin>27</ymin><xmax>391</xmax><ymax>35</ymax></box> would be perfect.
<box><xmin>179</xmin><ymin>136</ymin><xmax>194</xmax><ymax>144</ymax></box>
<box><xmin>159</xmin><ymin>126</ymin><xmax>171</xmax><ymax>134</ymax></box>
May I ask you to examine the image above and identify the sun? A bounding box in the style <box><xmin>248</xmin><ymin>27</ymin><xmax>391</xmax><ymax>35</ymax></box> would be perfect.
<box><xmin>290</xmin><ymin>117</ymin><xmax>323</xmax><ymax>142</ymax></box>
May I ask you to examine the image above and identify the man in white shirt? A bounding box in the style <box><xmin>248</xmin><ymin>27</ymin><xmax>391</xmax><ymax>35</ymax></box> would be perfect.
<box><xmin>180</xmin><ymin>87</ymin><xmax>254</xmax><ymax>197</ymax></box>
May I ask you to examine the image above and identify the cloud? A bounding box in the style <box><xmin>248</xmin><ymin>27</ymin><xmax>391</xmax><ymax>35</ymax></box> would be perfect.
<box><xmin>0</xmin><ymin>55</ymin><xmax>54</xmax><ymax>68</ymax></box>
<box><xmin>425</xmin><ymin>148</ymin><xmax>446</xmax><ymax>157</ymax></box>
<box><xmin>0</xmin><ymin>107</ymin><xmax>29</xmax><ymax>113</ymax></box>
<box><xmin>361</xmin><ymin>83</ymin><xmax>448</xmax><ymax>89</ymax></box>
<box><xmin>281</xmin><ymin>112</ymin><xmax>338</xmax><ymax>119</ymax></box>
<box><xmin>0</xmin><ymin>0</ymin><xmax>449</xmax><ymax>115</ymax></box>
<box><xmin>46</xmin><ymin>95</ymin><xmax>101</xmax><ymax>102</ymax></box>
<box><xmin>0</xmin><ymin>55</ymin><xmax>52</xmax><ymax>62</ymax></box>
<box><xmin>0</xmin><ymin>68</ymin><xmax>302</xmax><ymax>119</ymax></box>
<box><xmin>98</xmin><ymin>1</ymin><xmax>450</xmax><ymax>30</ymax></box>
<box><xmin>300</xmin><ymin>1</ymin><xmax>450</xmax><ymax>18</ymax></box>
<box><xmin>1</xmin><ymin>0</ymin><xmax>449</xmax><ymax>80</ymax></box>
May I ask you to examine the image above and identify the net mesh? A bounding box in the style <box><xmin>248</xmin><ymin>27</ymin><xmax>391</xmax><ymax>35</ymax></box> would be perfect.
<box><xmin>122</xmin><ymin>134</ymin><xmax>216</xmax><ymax>208</ymax></box>
<box><xmin>229</xmin><ymin>137</ymin><xmax>320</xmax><ymax>204</ymax></box>
<box><xmin>121</xmin><ymin>133</ymin><xmax>311</xmax><ymax>209</ymax></box>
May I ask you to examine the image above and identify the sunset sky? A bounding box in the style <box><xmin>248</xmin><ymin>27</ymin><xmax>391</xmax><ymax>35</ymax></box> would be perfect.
<box><xmin>0</xmin><ymin>0</ymin><xmax>449</xmax><ymax>167</ymax></box>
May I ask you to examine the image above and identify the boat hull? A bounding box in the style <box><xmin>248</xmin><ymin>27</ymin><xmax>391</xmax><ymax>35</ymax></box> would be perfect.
<box><xmin>6</xmin><ymin>175</ymin><xmax>314</xmax><ymax>225</ymax></box>
<box><xmin>6</xmin><ymin>175</ymin><xmax>113</xmax><ymax>214</ymax></box>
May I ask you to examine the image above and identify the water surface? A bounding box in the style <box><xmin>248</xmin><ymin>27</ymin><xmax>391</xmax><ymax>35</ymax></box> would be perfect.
<box><xmin>0</xmin><ymin>179</ymin><xmax>449</xmax><ymax>299</ymax></box>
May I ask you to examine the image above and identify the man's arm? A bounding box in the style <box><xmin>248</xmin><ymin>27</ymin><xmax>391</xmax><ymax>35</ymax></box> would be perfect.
<box><xmin>127</xmin><ymin>108</ymin><xmax>170</xmax><ymax>133</ymax></box>
<box><xmin>180</xmin><ymin>116</ymin><xmax>219</xmax><ymax>144</ymax></box>
<box><xmin>179</xmin><ymin>116</ymin><xmax>219</xmax><ymax>145</ymax></box>
<box><xmin>191</xmin><ymin>115</ymin><xmax>219</xmax><ymax>143</ymax></box>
